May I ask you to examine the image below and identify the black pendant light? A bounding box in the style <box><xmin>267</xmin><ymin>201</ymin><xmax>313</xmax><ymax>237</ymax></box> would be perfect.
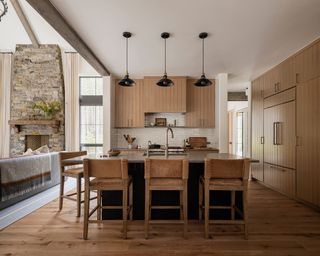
<box><xmin>157</xmin><ymin>32</ymin><xmax>174</xmax><ymax>87</ymax></box>
<box><xmin>195</xmin><ymin>32</ymin><xmax>212</xmax><ymax>87</ymax></box>
<box><xmin>118</xmin><ymin>32</ymin><xmax>135</xmax><ymax>86</ymax></box>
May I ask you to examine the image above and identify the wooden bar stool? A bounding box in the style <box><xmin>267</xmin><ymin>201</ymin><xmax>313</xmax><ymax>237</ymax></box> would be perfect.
<box><xmin>144</xmin><ymin>158</ymin><xmax>189</xmax><ymax>239</ymax></box>
<box><xmin>83</xmin><ymin>158</ymin><xmax>133</xmax><ymax>240</ymax></box>
<box><xmin>199</xmin><ymin>158</ymin><xmax>250</xmax><ymax>239</ymax></box>
<box><xmin>59</xmin><ymin>151</ymin><xmax>87</xmax><ymax>217</ymax></box>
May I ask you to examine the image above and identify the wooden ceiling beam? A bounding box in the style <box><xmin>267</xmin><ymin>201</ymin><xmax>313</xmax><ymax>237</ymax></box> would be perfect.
<box><xmin>10</xmin><ymin>0</ymin><xmax>39</xmax><ymax>47</ymax></box>
<box><xmin>25</xmin><ymin>0</ymin><xmax>110</xmax><ymax>76</ymax></box>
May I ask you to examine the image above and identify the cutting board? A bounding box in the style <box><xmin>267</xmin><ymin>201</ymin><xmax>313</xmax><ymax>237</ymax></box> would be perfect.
<box><xmin>188</xmin><ymin>137</ymin><xmax>207</xmax><ymax>148</ymax></box>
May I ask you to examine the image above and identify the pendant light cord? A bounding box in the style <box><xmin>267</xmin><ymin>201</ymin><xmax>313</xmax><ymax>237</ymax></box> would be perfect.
<box><xmin>126</xmin><ymin>37</ymin><xmax>128</xmax><ymax>75</ymax></box>
<box><xmin>164</xmin><ymin>38</ymin><xmax>167</xmax><ymax>76</ymax></box>
<box><xmin>202</xmin><ymin>38</ymin><xmax>205</xmax><ymax>75</ymax></box>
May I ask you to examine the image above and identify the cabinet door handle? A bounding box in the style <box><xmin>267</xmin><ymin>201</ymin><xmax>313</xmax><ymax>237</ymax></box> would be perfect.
<box><xmin>274</xmin><ymin>83</ymin><xmax>277</xmax><ymax>93</ymax></box>
<box><xmin>295</xmin><ymin>73</ymin><xmax>299</xmax><ymax>84</ymax></box>
<box><xmin>260</xmin><ymin>136</ymin><xmax>264</xmax><ymax>144</ymax></box>
<box><xmin>276</xmin><ymin>122</ymin><xmax>281</xmax><ymax>145</ymax></box>
<box><xmin>277</xmin><ymin>82</ymin><xmax>280</xmax><ymax>92</ymax></box>
<box><xmin>273</xmin><ymin>122</ymin><xmax>277</xmax><ymax>145</ymax></box>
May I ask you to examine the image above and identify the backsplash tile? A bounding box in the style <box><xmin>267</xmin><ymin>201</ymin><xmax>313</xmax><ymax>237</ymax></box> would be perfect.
<box><xmin>112</xmin><ymin>127</ymin><xmax>218</xmax><ymax>149</ymax></box>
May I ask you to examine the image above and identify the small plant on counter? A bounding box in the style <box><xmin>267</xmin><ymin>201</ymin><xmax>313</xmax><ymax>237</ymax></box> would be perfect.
<box><xmin>32</xmin><ymin>100</ymin><xmax>61</xmax><ymax>119</ymax></box>
<box><xmin>123</xmin><ymin>134</ymin><xmax>136</xmax><ymax>149</ymax></box>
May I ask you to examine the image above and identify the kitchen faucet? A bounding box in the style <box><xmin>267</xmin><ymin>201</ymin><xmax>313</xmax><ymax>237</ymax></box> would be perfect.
<box><xmin>146</xmin><ymin>140</ymin><xmax>152</xmax><ymax>157</ymax></box>
<box><xmin>165</xmin><ymin>127</ymin><xmax>174</xmax><ymax>157</ymax></box>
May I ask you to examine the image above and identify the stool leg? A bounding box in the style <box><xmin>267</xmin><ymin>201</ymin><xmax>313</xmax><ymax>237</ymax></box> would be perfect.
<box><xmin>123</xmin><ymin>186</ymin><xmax>128</xmax><ymax>239</ymax></box>
<box><xmin>76</xmin><ymin>175</ymin><xmax>81</xmax><ymax>217</ymax></box>
<box><xmin>83</xmin><ymin>187</ymin><xmax>90</xmax><ymax>240</ymax></box>
<box><xmin>97</xmin><ymin>190</ymin><xmax>101</xmax><ymax>220</ymax></box>
<box><xmin>180</xmin><ymin>191</ymin><xmax>183</xmax><ymax>220</ymax></box>
<box><xmin>199</xmin><ymin>180</ymin><xmax>203</xmax><ymax>222</ymax></box>
<box><xmin>59</xmin><ymin>173</ymin><xmax>64</xmax><ymax>211</ymax></box>
<box><xmin>183</xmin><ymin>183</ymin><xmax>188</xmax><ymax>238</ymax></box>
<box><xmin>204</xmin><ymin>181</ymin><xmax>210</xmax><ymax>239</ymax></box>
<box><xmin>145</xmin><ymin>185</ymin><xmax>150</xmax><ymax>239</ymax></box>
<box><xmin>129</xmin><ymin>182</ymin><xmax>133</xmax><ymax>221</ymax></box>
<box><xmin>243</xmin><ymin>190</ymin><xmax>248</xmax><ymax>240</ymax></box>
<box><xmin>231</xmin><ymin>191</ymin><xmax>235</xmax><ymax>220</ymax></box>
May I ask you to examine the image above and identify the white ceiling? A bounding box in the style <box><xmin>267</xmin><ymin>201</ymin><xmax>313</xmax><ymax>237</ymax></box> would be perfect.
<box><xmin>1</xmin><ymin>0</ymin><xmax>320</xmax><ymax>91</ymax></box>
<box><xmin>48</xmin><ymin>0</ymin><xmax>320</xmax><ymax>86</ymax></box>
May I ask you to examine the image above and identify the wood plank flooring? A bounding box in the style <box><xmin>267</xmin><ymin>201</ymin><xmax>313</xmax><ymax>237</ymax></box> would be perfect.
<box><xmin>1</xmin><ymin>181</ymin><xmax>320</xmax><ymax>256</ymax></box>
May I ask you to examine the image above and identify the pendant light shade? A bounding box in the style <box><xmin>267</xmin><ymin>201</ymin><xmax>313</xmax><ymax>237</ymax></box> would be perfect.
<box><xmin>157</xmin><ymin>32</ymin><xmax>174</xmax><ymax>87</ymax></box>
<box><xmin>195</xmin><ymin>32</ymin><xmax>212</xmax><ymax>87</ymax></box>
<box><xmin>118</xmin><ymin>32</ymin><xmax>135</xmax><ymax>86</ymax></box>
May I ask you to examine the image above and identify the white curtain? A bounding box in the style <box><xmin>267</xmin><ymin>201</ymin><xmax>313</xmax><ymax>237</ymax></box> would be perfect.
<box><xmin>0</xmin><ymin>53</ymin><xmax>12</xmax><ymax>158</ymax></box>
<box><xmin>62</xmin><ymin>52</ymin><xmax>80</xmax><ymax>151</ymax></box>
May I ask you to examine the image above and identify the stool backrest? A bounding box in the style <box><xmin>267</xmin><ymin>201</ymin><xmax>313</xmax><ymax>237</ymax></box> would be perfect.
<box><xmin>204</xmin><ymin>158</ymin><xmax>250</xmax><ymax>180</ymax></box>
<box><xmin>60</xmin><ymin>151</ymin><xmax>87</xmax><ymax>161</ymax></box>
<box><xmin>144</xmin><ymin>159</ymin><xmax>189</xmax><ymax>179</ymax></box>
<box><xmin>83</xmin><ymin>158</ymin><xmax>128</xmax><ymax>179</ymax></box>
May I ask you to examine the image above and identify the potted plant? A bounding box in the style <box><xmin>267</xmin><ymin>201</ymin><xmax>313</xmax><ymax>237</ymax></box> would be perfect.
<box><xmin>32</xmin><ymin>100</ymin><xmax>61</xmax><ymax>119</ymax></box>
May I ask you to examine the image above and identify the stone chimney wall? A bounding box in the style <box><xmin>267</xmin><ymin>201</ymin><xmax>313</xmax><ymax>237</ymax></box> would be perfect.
<box><xmin>10</xmin><ymin>45</ymin><xmax>65</xmax><ymax>155</ymax></box>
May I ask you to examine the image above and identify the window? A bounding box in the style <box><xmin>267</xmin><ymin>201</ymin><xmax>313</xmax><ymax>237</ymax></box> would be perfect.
<box><xmin>79</xmin><ymin>77</ymin><xmax>103</xmax><ymax>156</ymax></box>
<box><xmin>235</xmin><ymin>112</ymin><xmax>243</xmax><ymax>156</ymax></box>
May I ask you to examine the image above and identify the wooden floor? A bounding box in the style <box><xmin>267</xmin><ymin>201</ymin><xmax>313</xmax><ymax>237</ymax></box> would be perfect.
<box><xmin>1</xmin><ymin>181</ymin><xmax>320</xmax><ymax>256</ymax></box>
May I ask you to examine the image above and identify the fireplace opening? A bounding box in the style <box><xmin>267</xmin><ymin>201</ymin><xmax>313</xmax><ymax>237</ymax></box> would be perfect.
<box><xmin>25</xmin><ymin>135</ymin><xmax>49</xmax><ymax>151</ymax></box>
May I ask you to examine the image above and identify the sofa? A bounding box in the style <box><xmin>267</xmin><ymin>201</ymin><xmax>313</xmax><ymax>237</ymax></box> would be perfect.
<box><xmin>0</xmin><ymin>152</ymin><xmax>60</xmax><ymax>209</ymax></box>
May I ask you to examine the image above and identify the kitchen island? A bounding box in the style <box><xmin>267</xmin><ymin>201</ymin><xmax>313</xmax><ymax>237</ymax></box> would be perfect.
<box><xmin>64</xmin><ymin>151</ymin><xmax>247</xmax><ymax>220</ymax></box>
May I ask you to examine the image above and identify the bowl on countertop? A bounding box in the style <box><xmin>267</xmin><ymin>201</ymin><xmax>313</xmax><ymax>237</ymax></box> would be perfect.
<box><xmin>107</xmin><ymin>149</ymin><xmax>120</xmax><ymax>156</ymax></box>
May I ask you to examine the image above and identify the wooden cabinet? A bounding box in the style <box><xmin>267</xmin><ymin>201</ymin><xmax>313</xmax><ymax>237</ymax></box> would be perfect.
<box><xmin>115</xmin><ymin>79</ymin><xmax>144</xmax><ymax>128</ymax></box>
<box><xmin>143</xmin><ymin>76</ymin><xmax>187</xmax><ymax>113</ymax></box>
<box><xmin>263</xmin><ymin>57</ymin><xmax>295</xmax><ymax>98</ymax></box>
<box><xmin>185</xmin><ymin>79</ymin><xmax>215</xmax><ymax>128</ymax></box>
<box><xmin>294</xmin><ymin>41</ymin><xmax>320</xmax><ymax>84</ymax></box>
<box><xmin>263</xmin><ymin>89</ymin><xmax>296</xmax><ymax>169</ymax></box>
<box><xmin>263</xmin><ymin>89</ymin><xmax>296</xmax><ymax>197</ymax></box>
<box><xmin>263</xmin><ymin>68</ymin><xmax>279</xmax><ymax>98</ymax></box>
<box><xmin>296</xmin><ymin>77</ymin><xmax>320</xmax><ymax>206</ymax></box>
<box><xmin>264</xmin><ymin>163</ymin><xmax>296</xmax><ymax>197</ymax></box>
<box><xmin>251</xmin><ymin>77</ymin><xmax>264</xmax><ymax>181</ymax></box>
<box><xmin>279</xmin><ymin>57</ymin><xmax>295</xmax><ymax>92</ymax></box>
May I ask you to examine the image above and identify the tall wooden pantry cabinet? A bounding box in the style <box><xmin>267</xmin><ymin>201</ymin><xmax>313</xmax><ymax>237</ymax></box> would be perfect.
<box><xmin>251</xmin><ymin>38</ymin><xmax>320</xmax><ymax>208</ymax></box>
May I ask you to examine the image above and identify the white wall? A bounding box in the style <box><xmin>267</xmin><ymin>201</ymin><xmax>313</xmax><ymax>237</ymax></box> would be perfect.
<box><xmin>216</xmin><ymin>73</ymin><xmax>228</xmax><ymax>153</ymax></box>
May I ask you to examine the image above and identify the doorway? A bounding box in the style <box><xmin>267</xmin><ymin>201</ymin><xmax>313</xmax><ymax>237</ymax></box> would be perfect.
<box><xmin>228</xmin><ymin>101</ymin><xmax>248</xmax><ymax>156</ymax></box>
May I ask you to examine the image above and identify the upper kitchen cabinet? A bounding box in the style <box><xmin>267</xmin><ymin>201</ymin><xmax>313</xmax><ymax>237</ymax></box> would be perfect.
<box><xmin>263</xmin><ymin>57</ymin><xmax>295</xmax><ymax>98</ymax></box>
<box><xmin>115</xmin><ymin>79</ymin><xmax>144</xmax><ymax>128</ymax></box>
<box><xmin>263</xmin><ymin>67</ymin><xmax>280</xmax><ymax>98</ymax></box>
<box><xmin>251</xmin><ymin>77</ymin><xmax>264</xmax><ymax>181</ymax></box>
<box><xmin>185</xmin><ymin>79</ymin><xmax>215</xmax><ymax>128</ymax></box>
<box><xmin>294</xmin><ymin>40</ymin><xmax>320</xmax><ymax>84</ymax></box>
<box><xmin>143</xmin><ymin>76</ymin><xmax>187</xmax><ymax>113</ymax></box>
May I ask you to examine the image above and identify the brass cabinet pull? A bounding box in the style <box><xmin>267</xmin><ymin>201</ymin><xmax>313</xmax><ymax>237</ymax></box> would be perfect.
<box><xmin>260</xmin><ymin>136</ymin><xmax>264</xmax><ymax>144</ymax></box>
<box><xmin>295</xmin><ymin>73</ymin><xmax>299</xmax><ymax>84</ymax></box>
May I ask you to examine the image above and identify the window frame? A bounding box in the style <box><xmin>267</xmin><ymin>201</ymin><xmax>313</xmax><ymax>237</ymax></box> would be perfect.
<box><xmin>79</xmin><ymin>76</ymin><xmax>103</xmax><ymax>154</ymax></box>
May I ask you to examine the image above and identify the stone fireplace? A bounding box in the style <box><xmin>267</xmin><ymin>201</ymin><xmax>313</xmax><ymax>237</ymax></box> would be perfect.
<box><xmin>9</xmin><ymin>45</ymin><xmax>65</xmax><ymax>156</ymax></box>
<box><xmin>25</xmin><ymin>135</ymin><xmax>49</xmax><ymax>151</ymax></box>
